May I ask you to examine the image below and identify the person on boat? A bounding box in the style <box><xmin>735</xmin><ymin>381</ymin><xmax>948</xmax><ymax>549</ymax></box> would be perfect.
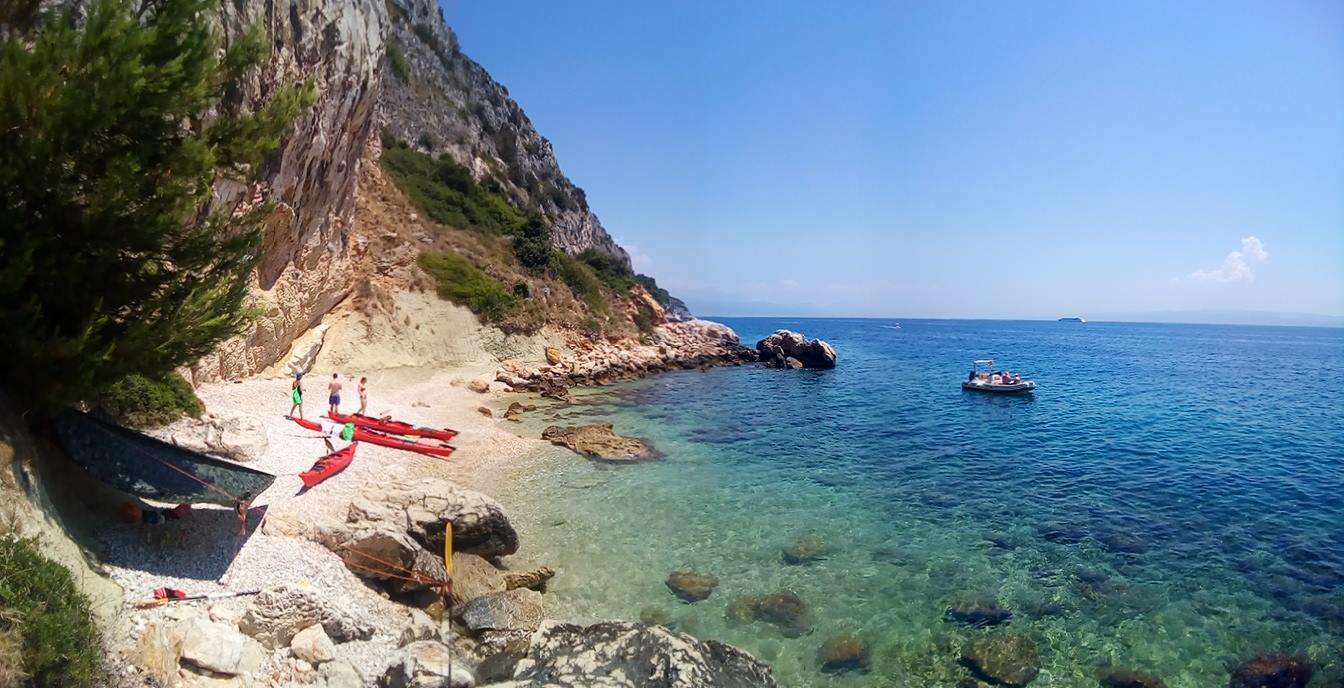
<box><xmin>290</xmin><ymin>372</ymin><xmax>304</xmax><ymax>419</ymax></box>
<box><xmin>968</xmin><ymin>370</ymin><xmax>976</xmax><ymax>382</ymax></box>
<box><xmin>318</xmin><ymin>418</ymin><xmax>356</xmax><ymax>453</ymax></box>
<box><xmin>357</xmin><ymin>377</ymin><xmax>368</xmax><ymax>415</ymax></box>
<box><xmin>328</xmin><ymin>373</ymin><xmax>342</xmax><ymax>415</ymax></box>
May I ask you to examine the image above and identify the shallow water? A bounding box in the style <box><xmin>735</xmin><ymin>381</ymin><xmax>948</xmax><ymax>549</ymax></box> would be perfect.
<box><xmin>492</xmin><ymin>319</ymin><xmax>1344</xmax><ymax>687</ymax></box>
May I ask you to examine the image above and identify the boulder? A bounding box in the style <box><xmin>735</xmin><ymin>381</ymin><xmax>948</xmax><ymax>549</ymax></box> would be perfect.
<box><xmin>541</xmin><ymin>423</ymin><xmax>659</xmax><ymax>463</ymax></box>
<box><xmin>666</xmin><ymin>571</ymin><xmax>720</xmax><ymax>603</ymax></box>
<box><xmin>1228</xmin><ymin>653</ymin><xmax>1312</xmax><ymax>688</ymax></box>
<box><xmin>752</xmin><ymin>592</ymin><xmax>813</xmax><ymax>638</ymax></box>
<box><xmin>725</xmin><ymin>596</ymin><xmax>757</xmax><ymax>625</ymax></box>
<box><xmin>460</xmin><ymin>589</ymin><xmax>544</xmax><ymax>633</ymax></box>
<box><xmin>945</xmin><ymin>596</ymin><xmax>1014</xmax><ymax>626</ymax></box>
<box><xmin>818</xmin><ymin>634</ymin><xmax>870</xmax><ymax>673</ymax></box>
<box><xmin>961</xmin><ymin>633</ymin><xmax>1040</xmax><ymax>687</ymax></box>
<box><xmin>497</xmin><ymin>620</ymin><xmax>777</xmax><ymax>687</ymax></box>
<box><xmin>239</xmin><ymin>585</ymin><xmax>373</xmax><ymax>649</ymax></box>
<box><xmin>334</xmin><ymin>478</ymin><xmax>518</xmax><ymax>563</ymax></box>
<box><xmin>501</xmin><ymin>566</ymin><xmax>555</xmax><ymax>592</ymax></box>
<box><xmin>501</xmin><ymin>402</ymin><xmax>535</xmax><ymax>422</ymax></box>
<box><xmin>380</xmin><ymin>640</ymin><xmax>475</xmax><ymax>688</ymax></box>
<box><xmin>152</xmin><ymin>411</ymin><xmax>269</xmax><ymax>462</ymax></box>
<box><xmin>449</xmin><ymin>553</ymin><xmax>507</xmax><ymax>606</ymax></box>
<box><xmin>544</xmin><ymin>347</ymin><xmax>563</xmax><ymax>365</ymax></box>
<box><xmin>290</xmin><ymin>623</ymin><xmax>337</xmax><ymax>665</ymax></box>
<box><xmin>755</xmin><ymin>330</ymin><xmax>837</xmax><ymax>369</ymax></box>
<box><xmin>467</xmin><ymin>378</ymin><xmax>491</xmax><ymax>394</ymax></box>
<box><xmin>1099</xmin><ymin>668</ymin><xmax>1167</xmax><ymax>688</ymax></box>
<box><xmin>782</xmin><ymin>534</ymin><xmax>830</xmax><ymax>565</ymax></box>
<box><xmin>176</xmin><ymin>617</ymin><xmax>265</xmax><ymax>677</ymax></box>
<box><xmin>318</xmin><ymin>661</ymin><xmax>364</xmax><ymax>688</ymax></box>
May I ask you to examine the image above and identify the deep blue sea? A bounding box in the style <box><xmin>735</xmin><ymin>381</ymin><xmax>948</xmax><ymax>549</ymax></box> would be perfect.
<box><xmin>489</xmin><ymin>319</ymin><xmax>1344</xmax><ymax>687</ymax></box>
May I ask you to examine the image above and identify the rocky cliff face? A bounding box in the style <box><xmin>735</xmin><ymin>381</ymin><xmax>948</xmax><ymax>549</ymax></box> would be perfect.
<box><xmin>376</xmin><ymin>0</ymin><xmax>630</xmax><ymax>266</ymax></box>
<box><xmin>194</xmin><ymin>0</ymin><xmax>386</xmax><ymax>381</ymax></box>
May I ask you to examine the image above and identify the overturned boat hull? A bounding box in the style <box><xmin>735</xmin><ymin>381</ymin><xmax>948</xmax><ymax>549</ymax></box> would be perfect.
<box><xmin>52</xmin><ymin>411</ymin><xmax>276</xmax><ymax>506</ymax></box>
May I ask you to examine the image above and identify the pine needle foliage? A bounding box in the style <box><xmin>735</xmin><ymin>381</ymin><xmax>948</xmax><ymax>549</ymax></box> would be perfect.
<box><xmin>0</xmin><ymin>0</ymin><xmax>315</xmax><ymax>403</ymax></box>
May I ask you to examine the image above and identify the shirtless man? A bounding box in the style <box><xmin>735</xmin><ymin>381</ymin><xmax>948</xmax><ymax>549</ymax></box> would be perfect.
<box><xmin>328</xmin><ymin>373</ymin><xmax>343</xmax><ymax>416</ymax></box>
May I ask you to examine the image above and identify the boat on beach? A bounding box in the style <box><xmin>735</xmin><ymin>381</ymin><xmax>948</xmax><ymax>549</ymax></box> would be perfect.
<box><xmin>962</xmin><ymin>359</ymin><xmax>1036</xmax><ymax>393</ymax></box>
<box><xmin>52</xmin><ymin>410</ymin><xmax>276</xmax><ymax>506</ymax></box>
<box><xmin>287</xmin><ymin>416</ymin><xmax>455</xmax><ymax>458</ymax></box>
<box><xmin>299</xmin><ymin>442</ymin><xmax>357</xmax><ymax>488</ymax></box>
<box><xmin>326</xmin><ymin>411</ymin><xmax>457</xmax><ymax>441</ymax></box>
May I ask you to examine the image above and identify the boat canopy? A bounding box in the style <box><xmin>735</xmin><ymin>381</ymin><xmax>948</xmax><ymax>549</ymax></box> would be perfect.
<box><xmin>973</xmin><ymin>359</ymin><xmax>993</xmax><ymax>365</ymax></box>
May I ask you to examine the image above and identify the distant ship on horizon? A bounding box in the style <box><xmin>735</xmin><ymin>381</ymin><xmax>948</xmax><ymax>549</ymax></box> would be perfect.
<box><xmin>1058</xmin><ymin>316</ymin><xmax>1086</xmax><ymax>322</ymax></box>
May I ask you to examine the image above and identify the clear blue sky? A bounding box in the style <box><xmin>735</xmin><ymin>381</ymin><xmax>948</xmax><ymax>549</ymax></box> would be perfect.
<box><xmin>441</xmin><ymin>1</ymin><xmax>1344</xmax><ymax>319</ymax></box>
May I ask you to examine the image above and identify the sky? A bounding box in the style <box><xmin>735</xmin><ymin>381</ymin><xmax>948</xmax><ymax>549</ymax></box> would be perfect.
<box><xmin>441</xmin><ymin>1</ymin><xmax>1344</xmax><ymax>319</ymax></box>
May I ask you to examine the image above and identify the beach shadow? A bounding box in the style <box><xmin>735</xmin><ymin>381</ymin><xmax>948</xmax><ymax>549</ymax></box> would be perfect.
<box><xmin>94</xmin><ymin>503</ymin><xmax>268</xmax><ymax>582</ymax></box>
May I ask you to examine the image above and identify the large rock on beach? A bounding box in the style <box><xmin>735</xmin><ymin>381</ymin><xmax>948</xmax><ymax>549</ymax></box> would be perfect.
<box><xmin>151</xmin><ymin>411</ymin><xmax>269</xmax><ymax>462</ymax></box>
<box><xmin>380</xmin><ymin>640</ymin><xmax>475</xmax><ymax>688</ymax></box>
<box><xmin>176</xmin><ymin>616</ymin><xmax>266</xmax><ymax>677</ymax></box>
<box><xmin>755</xmin><ymin>330</ymin><xmax>837</xmax><ymax>369</ymax></box>
<box><xmin>290</xmin><ymin>623</ymin><xmax>337</xmax><ymax>665</ymax></box>
<box><xmin>541</xmin><ymin>423</ymin><xmax>659</xmax><ymax>463</ymax></box>
<box><xmin>818</xmin><ymin>633</ymin><xmax>871</xmax><ymax>673</ymax></box>
<box><xmin>460</xmin><ymin>589</ymin><xmax>545</xmax><ymax>633</ymax></box>
<box><xmin>238</xmin><ymin>585</ymin><xmax>373</xmax><ymax>649</ymax></box>
<box><xmin>496</xmin><ymin>620</ymin><xmax>778</xmax><ymax>687</ymax></box>
<box><xmin>666</xmin><ymin>571</ymin><xmax>720</xmax><ymax>602</ymax></box>
<box><xmin>961</xmin><ymin>633</ymin><xmax>1040</xmax><ymax>687</ymax></box>
<box><xmin>1227</xmin><ymin>653</ymin><xmax>1312</xmax><ymax>688</ymax></box>
<box><xmin>449</xmin><ymin>553</ymin><xmax>507</xmax><ymax>606</ymax></box>
<box><xmin>343</xmin><ymin>478</ymin><xmax>519</xmax><ymax>559</ymax></box>
<box><xmin>502</xmin><ymin>566</ymin><xmax>555</xmax><ymax>592</ymax></box>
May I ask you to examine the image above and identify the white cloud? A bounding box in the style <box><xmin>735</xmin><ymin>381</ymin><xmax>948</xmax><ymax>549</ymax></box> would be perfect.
<box><xmin>1190</xmin><ymin>236</ymin><xmax>1269</xmax><ymax>283</ymax></box>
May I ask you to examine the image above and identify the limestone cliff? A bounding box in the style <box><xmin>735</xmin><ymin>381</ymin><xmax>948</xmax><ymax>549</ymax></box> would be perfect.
<box><xmin>376</xmin><ymin>0</ymin><xmax>630</xmax><ymax>266</ymax></box>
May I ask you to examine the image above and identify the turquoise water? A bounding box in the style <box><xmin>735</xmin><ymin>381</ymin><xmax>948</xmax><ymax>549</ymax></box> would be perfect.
<box><xmin>491</xmin><ymin>319</ymin><xmax>1344</xmax><ymax>687</ymax></box>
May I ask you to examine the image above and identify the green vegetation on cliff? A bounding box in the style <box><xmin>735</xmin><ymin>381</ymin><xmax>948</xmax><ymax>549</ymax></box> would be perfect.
<box><xmin>381</xmin><ymin>139</ymin><xmax>525</xmax><ymax>234</ymax></box>
<box><xmin>0</xmin><ymin>538</ymin><xmax>101</xmax><ymax>687</ymax></box>
<box><xmin>0</xmin><ymin>0</ymin><xmax>312</xmax><ymax>404</ymax></box>
<box><xmin>417</xmin><ymin>251</ymin><xmax>516</xmax><ymax>322</ymax></box>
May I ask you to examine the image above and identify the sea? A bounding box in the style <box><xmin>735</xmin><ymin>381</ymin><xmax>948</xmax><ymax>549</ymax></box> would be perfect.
<box><xmin>490</xmin><ymin>318</ymin><xmax>1344</xmax><ymax>687</ymax></box>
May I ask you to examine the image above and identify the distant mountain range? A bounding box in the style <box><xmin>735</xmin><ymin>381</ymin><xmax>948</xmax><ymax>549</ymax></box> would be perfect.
<box><xmin>1087</xmin><ymin>310</ymin><xmax>1344</xmax><ymax>328</ymax></box>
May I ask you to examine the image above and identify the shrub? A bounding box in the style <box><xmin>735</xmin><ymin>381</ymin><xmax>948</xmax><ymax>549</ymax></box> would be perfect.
<box><xmin>550</xmin><ymin>252</ymin><xmax>607</xmax><ymax>314</ymax></box>
<box><xmin>579</xmin><ymin>249</ymin><xmax>635</xmax><ymax>292</ymax></box>
<box><xmin>98</xmin><ymin>372</ymin><xmax>205</xmax><ymax>427</ymax></box>
<box><xmin>417</xmin><ymin>251</ymin><xmax>515</xmax><ymax>322</ymax></box>
<box><xmin>634</xmin><ymin>274</ymin><xmax>674</xmax><ymax>308</ymax></box>
<box><xmin>380</xmin><ymin>144</ymin><xmax>525</xmax><ymax>235</ymax></box>
<box><xmin>0</xmin><ymin>0</ymin><xmax>313</xmax><ymax>403</ymax></box>
<box><xmin>387</xmin><ymin>42</ymin><xmax>410</xmax><ymax>82</ymax></box>
<box><xmin>632</xmin><ymin>302</ymin><xmax>656</xmax><ymax>336</ymax></box>
<box><xmin>416</xmin><ymin>132</ymin><xmax>435</xmax><ymax>151</ymax></box>
<box><xmin>512</xmin><ymin>215</ymin><xmax>552</xmax><ymax>271</ymax></box>
<box><xmin>0</xmin><ymin>538</ymin><xmax>101</xmax><ymax>687</ymax></box>
<box><xmin>512</xmin><ymin>281</ymin><xmax>530</xmax><ymax>298</ymax></box>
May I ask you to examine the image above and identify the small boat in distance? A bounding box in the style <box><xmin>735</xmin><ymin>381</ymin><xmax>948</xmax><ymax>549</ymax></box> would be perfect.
<box><xmin>1057</xmin><ymin>316</ymin><xmax>1086</xmax><ymax>322</ymax></box>
<box><xmin>962</xmin><ymin>359</ymin><xmax>1036</xmax><ymax>394</ymax></box>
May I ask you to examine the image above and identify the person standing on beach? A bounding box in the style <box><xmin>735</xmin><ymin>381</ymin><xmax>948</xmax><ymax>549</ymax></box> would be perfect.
<box><xmin>289</xmin><ymin>372</ymin><xmax>304</xmax><ymax>419</ymax></box>
<box><xmin>357</xmin><ymin>377</ymin><xmax>368</xmax><ymax>415</ymax></box>
<box><xmin>328</xmin><ymin>373</ymin><xmax>342</xmax><ymax>416</ymax></box>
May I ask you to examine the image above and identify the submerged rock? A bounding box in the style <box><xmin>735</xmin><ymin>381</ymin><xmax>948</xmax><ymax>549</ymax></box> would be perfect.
<box><xmin>818</xmin><ymin>634</ymin><xmax>871</xmax><ymax>673</ymax></box>
<box><xmin>666</xmin><ymin>570</ymin><xmax>720</xmax><ymax>603</ymax></box>
<box><xmin>756</xmin><ymin>330</ymin><xmax>837</xmax><ymax>369</ymax></box>
<box><xmin>500</xmin><ymin>620</ymin><xmax>777</xmax><ymax>687</ymax></box>
<box><xmin>1228</xmin><ymin>653</ymin><xmax>1312</xmax><ymax>688</ymax></box>
<box><xmin>961</xmin><ymin>633</ymin><xmax>1040</xmax><ymax>687</ymax></box>
<box><xmin>1037</xmin><ymin>521</ymin><xmax>1088</xmax><ymax>544</ymax></box>
<box><xmin>945</xmin><ymin>596</ymin><xmax>1013</xmax><ymax>626</ymax></box>
<box><xmin>782</xmin><ymin>534</ymin><xmax>831</xmax><ymax>565</ymax></box>
<box><xmin>752</xmin><ymin>592</ymin><xmax>813</xmax><ymax>638</ymax></box>
<box><xmin>1098</xmin><ymin>668</ymin><xmax>1167</xmax><ymax>688</ymax></box>
<box><xmin>541</xmin><ymin>422</ymin><xmax>659</xmax><ymax>462</ymax></box>
<box><xmin>502</xmin><ymin>565</ymin><xmax>555</xmax><ymax>592</ymax></box>
<box><xmin>725</xmin><ymin>595</ymin><xmax>758</xmax><ymax>625</ymax></box>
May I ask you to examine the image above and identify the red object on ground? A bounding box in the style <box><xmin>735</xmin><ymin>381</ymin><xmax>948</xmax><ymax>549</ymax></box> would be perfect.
<box><xmin>326</xmin><ymin>412</ymin><xmax>458</xmax><ymax>442</ymax></box>
<box><xmin>287</xmin><ymin>416</ymin><xmax>455</xmax><ymax>459</ymax></box>
<box><xmin>299</xmin><ymin>443</ymin><xmax>358</xmax><ymax>488</ymax></box>
<box><xmin>153</xmin><ymin>587</ymin><xmax>187</xmax><ymax>600</ymax></box>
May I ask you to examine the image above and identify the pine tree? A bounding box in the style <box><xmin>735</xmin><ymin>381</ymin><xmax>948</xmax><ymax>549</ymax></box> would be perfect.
<box><xmin>0</xmin><ymin>0</ymin><xmax>315</xmax><ymax>403</ymax></box>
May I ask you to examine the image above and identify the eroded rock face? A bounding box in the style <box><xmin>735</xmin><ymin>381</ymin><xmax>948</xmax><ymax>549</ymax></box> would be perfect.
<box><xmin>961</xmin><ymin>633</ymin><xmax>1040</xmax><ymax>687</ymax></box>
<box><xmin>542</xmin><ymin>423</ymin><xmax>659</xmax><ymax>463</ymax></box>
<box><xmin>756</xmin><ymin>330</ymin><xmax>837</xmax><ymax>369</ymax></box>
<box><xmin>197</xmin><ymin>0</ymin><xmax>387</xmax><ymax>381</ymax></box>
<box><xmin>497</xmin><ymin>620</ymin><xmax>777</xmax><ymax>687</ymax></box>
<box><xmin>1228</xmin><ymin>653</ymin><xmax>1312</xmax><ymax>688</ymax></box>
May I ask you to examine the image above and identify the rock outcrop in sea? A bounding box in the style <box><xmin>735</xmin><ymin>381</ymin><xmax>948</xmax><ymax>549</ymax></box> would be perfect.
<box><xmin>542</xmin><ymin>423</ymin><xmax>659</xmax><ymax>463</ymax></box>
<box><xmin>756</xmin><ymin>330</ymin><xmax>837</xmax><ymax>369</ymax></box>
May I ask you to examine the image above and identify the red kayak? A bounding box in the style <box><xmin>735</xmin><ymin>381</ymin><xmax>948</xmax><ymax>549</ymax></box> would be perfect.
<box><xmin>326</xmin><ymin>412</ymin><xmax>457</xmax><ymax>442</ymax></box>
<box><xmin>287</xmin><ymin>417</ymin><xmax>455</xmax><ymax>459</ymax></box>
<box><xmin>300</xmin><ymin>443</ymin><xmax>357</xmax><ymax>488</ymax></box>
